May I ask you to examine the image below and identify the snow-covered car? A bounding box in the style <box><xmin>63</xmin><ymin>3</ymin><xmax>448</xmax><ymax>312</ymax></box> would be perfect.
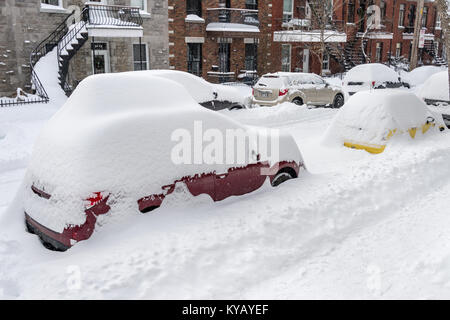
<box><xmin>324</xmin><ymin>90</ymin><xmax>445</xmax><ymax>154</ymax></box>
<box><xmin>343</xmin><ymin>63</ymin><xmax>407</xmax><ymax>96</ymax></box>
<box><xmin>143</xmin><ymin>70</ymin><xmax>249</xmax><ymax>110</ymax></box>
<box><xmin>252</xmin><ymin>72</ymin><xmax>345</xmax><ymax>108</ymax></box>
<box><xmin>419</xmin><ymin>71</ymin><xmax>450</xmax><ymax>128</ymax></box>
<box><xmin>23</xmin><ymin>72</ymin><xmax>304</xmax><ymax>251</ymax></box>
<box><xmin>401</xmin><ymin>65</ymin><xmax>445</xmax><ymax>88</ymax></box>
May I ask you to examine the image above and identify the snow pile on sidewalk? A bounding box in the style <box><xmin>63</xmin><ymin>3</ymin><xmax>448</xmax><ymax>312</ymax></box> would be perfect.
<box><xmin>323</xmin><ymin>90</ymin><xmax>442</xmax><ymax>147</ymax></box>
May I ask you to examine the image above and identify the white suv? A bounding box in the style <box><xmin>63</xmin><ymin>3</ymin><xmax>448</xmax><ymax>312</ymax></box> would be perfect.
<box><xmin>252</xmin><ymin>72</ymin><xmax>345</xmax><ymax>108</ymax></box>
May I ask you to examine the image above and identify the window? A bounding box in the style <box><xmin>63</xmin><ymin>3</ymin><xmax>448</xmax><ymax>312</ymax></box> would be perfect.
<box><xmin>283</xmin><ymin>0</ymin><xmax>293</xmax><ymax>23</ymax></box>
<box><xmin>245</xmin><ymin>43</ymin><xmax>258</xmax><ymax>71</ymax></box>
<box><xmin>375</xmin><ymin>42</ymin><xmax>383</xmax><ymax>62</ymax></box>
<box><xmin>186</xmin><ymin>0</ymin><xmax>202</xmax><ymax>17</ymax></box>
<box><xmin>281</xmin><ymin>44</ymin><xmax>291</xmax><ymax>72</ymax></box>
<box><xmin>245</xmin><ymin>0</ymin><xmax>258</xmax><ymax>10</ymax></box>
<box><xmin>348</xmin><ymin>2</ymin><xmax>355</xmax><ymax>23</ymax></box>
<box><xmin>187</xmin><ymin>43</ymin><xmax>202</xmax><ymax>76</ymax></box>
<box><xmin>398</xmin><ymin>4</ymin><xmax>405</xmax><ymax>27</ymax></box>
<box><xmin>436</xmin><ymin>12</ymin><xmax>442</xmax><ymax>29</ymax></box>
<box><xmin>396</xmin><ymin>43</ymin><xmax>402</xmax><ymax>58</ymax></box>
<box><xmin>422</xmin><ymin>6</ymin><xmax>428</xmax><ymax>28</ymax></box>
<box><xmin>41</xmin><ymin>0</ymin><xmax>61</xmax><ymax>6</ymax></box>
<box><xmin>133</xmin><ymin>43</ymin><xmax>148</xmax><ymax>70</ymax></box>
<box><xmin>219</xmin><ymin>42</ymin><xmax>230</xmax><ymax>73</ymax></box>
<box><xmin>322</xmin><ymin>52</ymin><xmax>330</xmax><ymax>71</ymax></box>
<box><xmin>380</xmin><ymin>1</ymin><xmax>386</xmax><ymax>21</ymax></box>
<box><xmin>131</xmin><ymin>0</ymin><xmax>146</xmax><ymax>11</ymax></box>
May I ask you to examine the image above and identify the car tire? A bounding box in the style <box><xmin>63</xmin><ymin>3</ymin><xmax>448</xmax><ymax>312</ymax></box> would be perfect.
<box><xmin>333</xmin><ymin>94</ymin><xmax>344</xmax><ymax>108</ymax></box>
<box><xmin>271</xmin><ymin>170</ymin><xmax>295</xmax><ymax>187</ymax></box>
<box><xmin>292</xmin><ymin>98</ymin><xmax>303</xmax><ymax>106</ymax></box>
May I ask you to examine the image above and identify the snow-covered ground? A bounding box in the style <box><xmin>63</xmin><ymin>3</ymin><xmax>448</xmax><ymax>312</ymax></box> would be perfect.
<box><xmin>2</xmin><ymin>60</ymin><xmax>450</xmax><ymax>299</ymax></box>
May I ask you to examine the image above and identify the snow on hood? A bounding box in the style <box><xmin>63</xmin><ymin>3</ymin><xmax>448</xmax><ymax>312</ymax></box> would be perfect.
<box><xmin>419</xmin><ymin>71</ymin><xmax>450</xmax><ymax>102</ymax></box>
<box><xmin>324</xmin><ymin>90</ymin><xmax>440</xmax><ymax>147</ymax></box>
<box><xmin>24</xmin><ymin>72</ymin><xmax>298</xmax><ymax>231</ymax></box>
<box><xmin>344</xmin><ymin>63</ymin><xmax>400</xmax><ymax>84</ymax></box>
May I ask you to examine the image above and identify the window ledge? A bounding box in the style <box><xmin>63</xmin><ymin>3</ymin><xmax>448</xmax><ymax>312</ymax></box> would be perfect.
<box><xmin>140</xmin><ymin>10</ymin><xmax>151</xmax><ymax>19</ymax></box>
<box><xmin>40</xmin><ymin>4</ymin><xmax>68</xmax><ymax>14</ymax></box>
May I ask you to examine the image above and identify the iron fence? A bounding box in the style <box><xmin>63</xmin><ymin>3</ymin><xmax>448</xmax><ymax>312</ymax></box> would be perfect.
<box><xmin>87</xmin><ymin>4</ymin><xmax>143</xmax><ymax>27</ymax></box>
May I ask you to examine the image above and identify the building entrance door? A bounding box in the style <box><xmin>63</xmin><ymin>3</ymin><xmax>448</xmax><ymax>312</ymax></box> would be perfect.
<box><xmin>91</xmin><ymin>42</ymin><xmax>110</xmax><ymax>74</ymax></box>
<box><xmin>303</xmin><ymin>48</ymin><xmax>309</xmax><ymax>73</ymax></box>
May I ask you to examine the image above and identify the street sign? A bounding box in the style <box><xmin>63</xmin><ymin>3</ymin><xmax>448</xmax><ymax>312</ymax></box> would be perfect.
<box><xmin>419</xmin><ymin>29</ymin><xmax>426</xmax><ymax>48</ymax></box>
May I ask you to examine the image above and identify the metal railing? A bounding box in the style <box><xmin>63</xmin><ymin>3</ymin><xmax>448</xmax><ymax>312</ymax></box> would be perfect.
<box><xmin>87</xmin><ymin>4</ymin><xmax>143</xmax><ymax>27</ymax></box>
<box><xmin>0</xmin><ymin>11</ymin><xmax>76</xmax><ymax>107</ymax></box>
<box><xmin>206</xmin><ymin>8</ymin><xmax>259</xmax><ymax>26</ymax></box>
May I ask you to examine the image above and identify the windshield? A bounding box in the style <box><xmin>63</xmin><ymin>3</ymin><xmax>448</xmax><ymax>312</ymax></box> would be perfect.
<box><xmin>256</xmin><ymin>76</ymin><xmax>289</xmax><ymax>88</ymax></box>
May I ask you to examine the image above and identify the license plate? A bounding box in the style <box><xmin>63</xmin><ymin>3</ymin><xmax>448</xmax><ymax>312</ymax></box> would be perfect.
<box><xmin>259</xmin><ymin>90</ymin><xmax>271</xmax><ymax>98</ymax></box>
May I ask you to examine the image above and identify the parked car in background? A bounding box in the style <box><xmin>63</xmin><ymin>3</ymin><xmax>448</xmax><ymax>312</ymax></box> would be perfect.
<box><xmin>252</xmin><ymin>72</ymin><xmax>345</xmax><ymax>108</ymax></box>
<box><xmin>343</xmin><ymin>63</ymin><xmax>408</xmax><ymax>96</ymax></box>
<box><xmin>419</xmin><ymin>71</ymin><xmax>450</xmax><ymax>128</ymax></box>
<box><xmin>144</xmin><ymin>70</ymin><xmax>249</xmax><ymax>110</ymax></box>
<box><xmin>24</xmin><ymin>72</ymin><xmax>304</xmax><ymax>251</ymax></box>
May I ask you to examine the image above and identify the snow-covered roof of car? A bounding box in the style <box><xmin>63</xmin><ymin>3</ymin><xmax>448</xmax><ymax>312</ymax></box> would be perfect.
<box><xmin>419</xmin><ymin>71</ymin><xmax>450</xmax><ymax>102</ymax></box>
<box><xmin>344</xmin><ymin>63</ymin><xmax>400</xmax><ymax>83</ymax></box>
<box><xmin>402</xmin><ymin>66</ymin><xmax>446</xmax><ymax>87</ymax></box>
<box><xmin>138</xmin><ymin>70</ymin><xmax>248</xmax><ymax>105</ymax></box>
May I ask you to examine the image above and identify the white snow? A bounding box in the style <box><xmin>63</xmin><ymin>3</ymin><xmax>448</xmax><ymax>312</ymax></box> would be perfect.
<box><xmin>344</xmin><ymin>63</ymin><xmax>400</xmax><ymax>84</ymax></box>
<box><xmin>206</xmin><ymin>23</ymin><xmax>260</xmax><ymax>33</ymax></box>
<box><xmin>402</xmin><ymin>66</ymin><xmax>446</xmax><ymax>88</ymax></box>
<box><xmin>324</xmin><ymin>90</ymin><xmax>444</xmax><ymax>147</ymax></box>
<box><xmin>419</xmin><ymin>71</ymin><xmax>450</xmax><ymax>102</ymax></box>
<box><xmin>185</xmin><ymin>14</ymin><xmax>205</xmax><ymax>23</ymax></box>
<box><xmin>3</xmin><ymin>47</ymin><xmax>450</xmax><ymax>299</ymax></box>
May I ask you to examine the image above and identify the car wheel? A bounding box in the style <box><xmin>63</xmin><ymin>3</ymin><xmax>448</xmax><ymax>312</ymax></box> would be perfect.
<box><xmin>333</xmin><ymin>94</ymin><xmax>344</xmax><ymax>108</ymax></box>
<box><xmin>271</xmin><ymin>170</ymin><xmax>295</xmax><ymax>187</ymax></box>
<box><xmin>292</xmin><ymin>98</ymin><xmax>303</xmax><ymax>106</ymax></box>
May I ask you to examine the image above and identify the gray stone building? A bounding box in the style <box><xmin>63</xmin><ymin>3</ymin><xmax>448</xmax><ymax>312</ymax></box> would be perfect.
<box><xmin>0</xmin><ymin>0</ymin><xmax>169</xmax><ymax>100</ymax></box>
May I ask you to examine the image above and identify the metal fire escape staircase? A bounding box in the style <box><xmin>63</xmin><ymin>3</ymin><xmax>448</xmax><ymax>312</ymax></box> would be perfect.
<box><xmin>24</xmin><ymin>4</ymin><xmax>143</xmax><ymax>105</ymax></box>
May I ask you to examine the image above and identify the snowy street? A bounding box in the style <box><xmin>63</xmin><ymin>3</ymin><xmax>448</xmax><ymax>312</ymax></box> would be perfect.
<box><xmin>2</xmin><ymin>93</ymin><xmax>450</xmax><ymax>298</ymax></box>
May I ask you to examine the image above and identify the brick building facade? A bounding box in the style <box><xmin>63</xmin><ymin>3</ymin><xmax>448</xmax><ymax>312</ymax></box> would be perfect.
<box><xmin>0</xmin><ymin>0</ymin><xmax>168</xmax><ymax>98</ymax></box>
<box><xmin>169</xmin><ymin>0</ymin><xmax>447</xmax><ymax>82</ymax></box>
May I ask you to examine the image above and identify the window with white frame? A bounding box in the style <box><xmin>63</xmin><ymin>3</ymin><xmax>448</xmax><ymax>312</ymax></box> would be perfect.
<box><xmin>436</xmin><ymin>12</ymin><xmax>441</xmax><ymax>29</ymax></box>
<box><xmin>398</xmin><ymin>4</ymin><xmax>405</xmax><ymax>27</ymax></box>
<box><xmin>131</xmin><ymin>0</ymin><xmax>147</xmax><ymax>12</ymax></box>
<box><xmin>322</xmin><ymin>52</ymin><xmax>330</xmax><ymax>71</ymax></box>
<box><xmin>281</xmin><ymin>44</ymin><xmax>291</xmax><ymax>72</ymax></box>
<box><xmin>283</xmin><ymin>0</ymin><xmax>293</xmax><ymax>23</ymax></box>
<box><xmin>395</xmin><ymin>43</ymin><xmax>402</xmax><ymax>58</ymax></box>
<box><xmin>421</xmin><ymin>6</ymin><xmax>428</xmax><ymax>28</ymax></box>
<box><xmin>133</xmin><ymin>43</ymin><xmax>148</xmax><ymax>70</ymax></box>
<box><xmin>376</xmin><ymin>42</ymin><xmax>383</xmax><ymax>62</ymax></box>
<box><xmin>41</xmin><ymin>0</ymin><xmax>62</xmax><ymax>6</ymax></box>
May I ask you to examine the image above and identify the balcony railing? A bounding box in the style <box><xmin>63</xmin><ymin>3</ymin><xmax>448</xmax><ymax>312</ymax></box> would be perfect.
<box><xmin>206</xmin><ymin>8</ymin><xmax>259</xmax><ymax>26</ymax></box>
<box><xmin>86</xmin><ymin>4</ymin><xmax>143</xmax><ymax>27</ymax></box>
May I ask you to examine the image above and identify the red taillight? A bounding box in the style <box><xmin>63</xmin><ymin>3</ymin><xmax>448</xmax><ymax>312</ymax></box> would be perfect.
<box><xmin>252</xmin><ymin>88</ymin><xmax>254</xmax><ymax>96</ymax></box>
<box><xmin>279</xmin><ymin>89</ymin><xmax>288</xmax><ymax>96</ymax></box>
<box><xmin>86</xmin><ymin>192</ymin><xmax>104</xmax><ymax>207</ymax></box>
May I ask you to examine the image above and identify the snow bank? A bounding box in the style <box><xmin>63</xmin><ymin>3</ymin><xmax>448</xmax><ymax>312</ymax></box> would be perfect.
<box><xmin>419</xmin><ymin>71</ymin><xmax>450</xmax><ymax>102</ymax></box>
<box><xmin>324</xmin><ymin>90</ymin><xmax>442</xmax><ymax>148</ymax></box>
